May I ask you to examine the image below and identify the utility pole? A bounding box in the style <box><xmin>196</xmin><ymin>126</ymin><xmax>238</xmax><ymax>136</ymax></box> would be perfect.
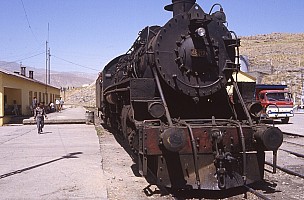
<box><xmin>45</xmin><ymin>23</ymin><xmax>49</xmax><ymax>103</ymax></box>
<box><xmin>48</xmin><ymin>48</ymin><xmax>51</xmax><ymax>84</ymax></box>
<box><xmin>300</xmin><ymin>59</ymin><xmax>303</xmax><ymax>95</ymax></box>
<box><xmin>45</xmin><ymin>40</ymin><xmax>48</xmax><ymax>103</ymax></box>
<box><xmin>45</xmin><ymin>40</ymin><xmax>48</xmax><ymax>86</ymax></box>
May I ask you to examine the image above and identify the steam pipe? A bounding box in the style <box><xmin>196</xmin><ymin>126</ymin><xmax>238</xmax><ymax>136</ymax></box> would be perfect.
<box><xmin>185</xmin><ymin>123</ymin><xmax>200</xmax><ymax>188</ymax></box>
<box><xmin>232</xmin><ymin>81</ymin><xmax>253</xmax><ymax>126</ymax></box>
<box><xmin>152</xmin><ymin>67</ymin><xmax>173</xmax><ymax>126</ymax></box>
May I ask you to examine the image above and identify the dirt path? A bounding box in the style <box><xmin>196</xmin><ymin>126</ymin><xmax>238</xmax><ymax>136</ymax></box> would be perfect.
<box><xmin>98</xmin><ymin>125</ymin><xmax>171</xmax><ymax>200</ymax></box>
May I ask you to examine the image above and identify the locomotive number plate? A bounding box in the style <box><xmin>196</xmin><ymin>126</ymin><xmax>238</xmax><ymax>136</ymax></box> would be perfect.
<box><xmin>191</xmin><ymin>49</ymin><xmax>207</xmax><ymax>57</ymax></box>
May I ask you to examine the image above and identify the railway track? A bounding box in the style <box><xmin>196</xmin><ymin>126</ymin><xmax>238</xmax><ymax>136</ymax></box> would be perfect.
<box><xmin>164</xmin><ymin>185</ymin><xmax>273</xmax><ymax>200</ymax></box>
<box><xmin>244</xmin><ymin>185</ymin><xmax>271</xmax><ymax>200</ymax></box>
<box><xmin>266</xmin><ymin>161</ymin><xmax>304</xmax><ymax>179</ymax></box>
<box><xmin>283</xmin><ymin>131</ymin><xmax>304</xmax><ymax>138</ymax></box>
<box><xmin>265</xmin><ymin>131</ymin><xmax>304</xmax><ymax>179</ymax></box>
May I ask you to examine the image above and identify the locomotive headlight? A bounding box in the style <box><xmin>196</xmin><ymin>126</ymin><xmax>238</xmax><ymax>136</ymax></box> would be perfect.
<box><xmin>196</xmin><ymin>27</ymin><xmax>206</xmax><ymax>37</ymax></box>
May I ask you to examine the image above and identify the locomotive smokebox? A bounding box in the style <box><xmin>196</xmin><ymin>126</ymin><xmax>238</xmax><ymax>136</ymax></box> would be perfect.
<box><xmin>165</xmin><ymin>0</ymin><xmax>196</xmax><ymax>16</ymax></box>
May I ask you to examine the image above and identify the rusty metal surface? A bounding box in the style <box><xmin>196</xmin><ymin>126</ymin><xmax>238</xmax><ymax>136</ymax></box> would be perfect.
<box><xmin>143</xmin><ymin>125</ymin><xmax>256</xmax><ymax>155</ymax></box>
<box><xmin>156</xmin><ymin>153</ymin><xmax>263</xmax><ymax>190</ymax></box>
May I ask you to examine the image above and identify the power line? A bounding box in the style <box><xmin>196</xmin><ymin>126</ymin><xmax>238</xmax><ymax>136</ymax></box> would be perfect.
<box><xmin>20</xmin><ymin>0</ymin><xmax>40</xmax><ymax>44</ymax></box>
<box><xmin>0</xmin><ymin>52</ymin><xmax>45</xmax><ymax>68</ymax></box>
<box><xmin>52</xmin><ymin>55</ymin><xmax>99</xmax><ymax>71</ymax></box>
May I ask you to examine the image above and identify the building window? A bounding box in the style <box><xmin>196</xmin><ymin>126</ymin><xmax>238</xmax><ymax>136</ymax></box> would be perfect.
<box><xmin>39</xmin><ymin>92</ymin><xmax>41</xmax><ymax>103</ymax></box>
<box><xmin>45</xmin><ymin>93</ymin><xmax>48</xmax><ymax>104</ymax></box>
<box><xmin>29</xmin><ymin>91</ymin><xmax>33</xmax><ymax>106</ymax></box>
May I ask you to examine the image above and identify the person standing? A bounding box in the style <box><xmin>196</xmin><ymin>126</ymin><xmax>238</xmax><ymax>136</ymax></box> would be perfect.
<box><xmin>34</xmin><ymin>102</ymin><xmax>48</xmax><ymax>134</ymax></box>
<box><xmin>59</xmin><ymin>97</ymin><xmax>64</xmax><ymax>112</ymax></box>
<box><xmin>32</xmin><ymin>97</ymin><xmax>37</xmax><ymax>109</ymax></box>
<box><xmin>31</xmin><ymin>97</ymin><xmax>38</xmax><ymax>116</ymax></box>
<box><xmin>55</xmin><ymin>99</ymin><xmax>60</xmax><ymax>112</ymax></box>
<box><xmin>12</xmin><ymin>100</ymin><xmax>19</xmax><ymax>116</ymax></box>
<box><xmin>49</xmin><ymin>101</ymin><xmax>55</xmax><ymax>113</ymax></box>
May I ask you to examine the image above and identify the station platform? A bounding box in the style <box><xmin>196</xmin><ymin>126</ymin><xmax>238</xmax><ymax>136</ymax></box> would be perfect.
<box><xmin>0</xmin><ymin>105</ymin><xmax>107</xmax><ymax>199</ymax></box>
<box><xmin>23</xmin><ymin>105</ymin><xmax>88</xmax><ymax>125</ymax></box>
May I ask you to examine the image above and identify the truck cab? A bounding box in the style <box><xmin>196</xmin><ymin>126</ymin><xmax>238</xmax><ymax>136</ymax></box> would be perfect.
<box><xmin>256</xmin><ymin>85</ymin><xmax>294</xmax><ymax>123</ymax></box>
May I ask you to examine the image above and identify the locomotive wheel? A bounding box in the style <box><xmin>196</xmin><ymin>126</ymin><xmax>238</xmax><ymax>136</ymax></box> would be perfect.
<box><xmin>128</xmin><ymin>130</ymin><xmax>139</xmax><ymax>154</ymax></box>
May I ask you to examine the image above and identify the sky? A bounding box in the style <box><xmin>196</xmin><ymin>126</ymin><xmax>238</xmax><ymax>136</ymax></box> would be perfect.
<box><xmin>0</xmin><ymin>0</ymin><xmax>304</xmax><ymax>74</ymax></box>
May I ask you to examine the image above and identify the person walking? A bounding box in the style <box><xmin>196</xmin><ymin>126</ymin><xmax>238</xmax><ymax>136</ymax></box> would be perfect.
<box><xmin>34</xmin><ymin>102</ymin><xmax>48</xmax><ymax>134</ymax></box>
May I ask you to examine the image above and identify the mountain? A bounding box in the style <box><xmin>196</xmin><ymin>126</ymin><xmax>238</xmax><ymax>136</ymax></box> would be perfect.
<box><xmin>0</xmin><ymin>61</ymin><xmax>97</xmax><ymax>88</ymax></box>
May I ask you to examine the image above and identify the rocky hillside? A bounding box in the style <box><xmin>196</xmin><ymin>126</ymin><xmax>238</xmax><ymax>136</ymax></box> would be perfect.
<box><xmin>62</xmin><ymin>82</ymin><xmax>96</xmax><ymax>107</ymax></box>
<box><xmin>240</xmin><ymin>33</ymin><xmax>304</xmax><ymax>99</ymax></box>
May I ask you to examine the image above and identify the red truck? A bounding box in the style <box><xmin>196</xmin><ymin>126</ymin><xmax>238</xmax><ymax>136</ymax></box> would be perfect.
<box><xmin>255</xmin><ymin>84</ymin><xmax>294</xmax><ymax>123</ymax></box>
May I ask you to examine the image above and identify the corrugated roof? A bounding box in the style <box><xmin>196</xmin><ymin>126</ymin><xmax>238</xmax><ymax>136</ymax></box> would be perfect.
<box><xmin>0</xmin><ymin>68</ymin><xmax>60</xmax><ymax>90</ymax></box>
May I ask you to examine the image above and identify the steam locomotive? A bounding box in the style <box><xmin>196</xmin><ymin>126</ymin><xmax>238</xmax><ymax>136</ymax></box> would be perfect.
<box><xmin>96</xmin><ymin>0</ymin><xmax>283</xmax><ymax>190</ymax></box>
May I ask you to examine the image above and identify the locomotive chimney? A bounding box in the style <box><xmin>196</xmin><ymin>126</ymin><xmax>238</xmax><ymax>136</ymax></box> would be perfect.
<box><xmin>165</xmin><ymin>0</ymin><xmax>196</xmax><ymax>16</ymax></box>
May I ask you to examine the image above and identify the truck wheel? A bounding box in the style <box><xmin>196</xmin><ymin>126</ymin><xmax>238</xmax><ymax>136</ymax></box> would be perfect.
<box><xmin>281</xmin><ymin>118</ymin><xmax>289</xmax><ymax>124</ymax></box>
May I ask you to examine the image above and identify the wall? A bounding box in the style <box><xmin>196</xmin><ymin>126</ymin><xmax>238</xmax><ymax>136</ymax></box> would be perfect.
<box><xmin>0</xmin><ymin>72</ymin><xmax>60</xmax><ymax>125</ymax></box>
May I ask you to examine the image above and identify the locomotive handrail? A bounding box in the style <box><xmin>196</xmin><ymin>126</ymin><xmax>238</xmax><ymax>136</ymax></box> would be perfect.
<box><xmin>104</xmin><ymin>87</ymin><xmax>130</xmax><ymax>96</ymax></box>
<box><xmin>229</xmin><ymin>31</ymin><xmax>240</xmax><ymax>71</ymax></box>
<box><xmin>173</xmin><ymin>75</ymin><xmax>223</xmax><ymax>89</ymax></box>
<box><xmin>103</xmin><ymin>78</ymin><xmax>132</xmax><ymax>92</ymax></box>
<box><xmin>208</xmin><ymin>3</ymin><xmax>223</xmax><ymax>15</ymax></box>
<box><xmin>180</xmin><ymin>121</ymin><xmax>201</xmax><ymax>188</ymax></box>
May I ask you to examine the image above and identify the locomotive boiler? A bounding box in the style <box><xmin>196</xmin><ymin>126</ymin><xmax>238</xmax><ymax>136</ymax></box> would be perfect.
<box><xmin>97</xmin><ymin>0</ymin><xmax>283</xmax><ymax>190</ymax></box>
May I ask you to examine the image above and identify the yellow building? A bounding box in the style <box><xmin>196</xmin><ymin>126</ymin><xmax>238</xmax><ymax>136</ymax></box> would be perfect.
<box><xmin>0</xmin><ymin>68</ymin><xmax>60</xmax><ymax>126</ymax></box>
<box><xmin>227</xmin><ymin>71</ymin><xmax>257</xmax><ymax>95</ymax></box>
<box><xmin>233</xmin><ymin>71</ymin><xmax>256</xmax><ymax>83</ymax></box>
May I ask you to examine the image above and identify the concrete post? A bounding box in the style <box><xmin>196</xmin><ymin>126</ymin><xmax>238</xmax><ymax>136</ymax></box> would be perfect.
<box><xmin>0</xmin><ymin>73</ymin><xmax>4</xmax><ymax>126</ymax></box>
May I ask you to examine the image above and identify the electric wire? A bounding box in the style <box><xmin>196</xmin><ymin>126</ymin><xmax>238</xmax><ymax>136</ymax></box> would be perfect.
<box><xmin>0</xmin><ymin>52</ymin><xmax>45</xmax><ymax>68</ymax></box>
<box><xmin>52</xmin><ymin>55</ymin><xmax>99</xmax><ymax>71</ymax></box>
<box><xmin>20</xmin><ymin>0</ymin><xmax>40</xmax><ymax>45</ymax></box>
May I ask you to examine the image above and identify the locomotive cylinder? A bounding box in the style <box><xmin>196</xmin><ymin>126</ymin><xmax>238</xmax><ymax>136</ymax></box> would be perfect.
<box><xmin>254</xmin><ymin>126</ymin><xmax>283</xmax><ymax>151</ymax></box>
